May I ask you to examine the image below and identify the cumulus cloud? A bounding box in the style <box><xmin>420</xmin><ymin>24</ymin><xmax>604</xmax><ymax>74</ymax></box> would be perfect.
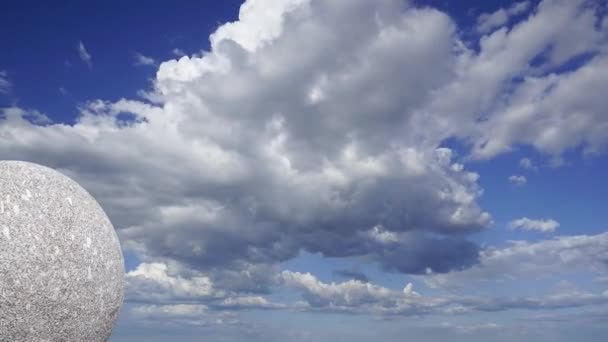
<box><xmin>509</xmin><ymin>217</ymin><xmax>559</xmax><ymax>232</ymax></box>
<box><xmin>134</xmin><ymin>52</ymin><xmax>157</xmax><ymax>66</ymax></box>
<box><xmin>77</xmin><ymin>40</ymin><xmax>92</xmax><ymax>67</ymax></box>
<box><xmin>508</xmin><ymin>175</ymin><xmax>527</xmax><ymax>185</ymax></box>
<box><xmin>126</xmin><ymin>261</ymin><xmax>283</xmax><ymax>313</ymax></box>
<box><xmin>126</xmin><ymin>262</ymin><xmax>221</xmax><ymax>303</ymax></box>
<box><xmin>0</xmin><ymin>0</ymin><xmax>493</xmax><ymax>287</ymax></box>
<box><xmin>477</xmin><ymin>1</ymin><xmax>531</xmax><ymax>34</ymax></box>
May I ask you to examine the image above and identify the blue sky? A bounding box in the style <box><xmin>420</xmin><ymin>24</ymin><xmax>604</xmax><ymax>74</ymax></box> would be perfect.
<box><xmin>2</xmin><ymin>0</ymin><xmax>608</xmax><ymax>341</ymax></box>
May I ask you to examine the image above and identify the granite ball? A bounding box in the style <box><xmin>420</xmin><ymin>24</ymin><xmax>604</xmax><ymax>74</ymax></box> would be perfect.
<box><xmin>0</xmin><ymin>161</ymin><xmax>124</xmax><ymax>341</ymax></box>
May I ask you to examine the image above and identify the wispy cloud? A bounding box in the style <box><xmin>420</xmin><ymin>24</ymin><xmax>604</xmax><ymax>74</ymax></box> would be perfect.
<box><xmin>477</xmin><ymin>1</ymin><xmax>531</xmax><ymax>33</ymax></box>
<box><xmin>0</xmin><ymin>70</ymin><xmax>11</xmax><ymax>94</ymax></box>
<box><xmin>172</xmin><ymin>48</ymin><xmax>186</xmax><ymax>57</ymax></box>
<box><xmin>77</xmin><ymin>40</ymin><xmax>92</xmax><ymax>67</ymax></box>
<box><xmin>134</xmin><ymin>52</ymin><xmax>156</xmax><ymax>66</ymax></box>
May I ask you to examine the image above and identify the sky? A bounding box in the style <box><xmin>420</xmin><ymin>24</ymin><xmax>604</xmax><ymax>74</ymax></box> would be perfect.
<box><xmin>1</xmin><ymin>0</ymin><xmax>608</xmax><ymax>341</ymax></box>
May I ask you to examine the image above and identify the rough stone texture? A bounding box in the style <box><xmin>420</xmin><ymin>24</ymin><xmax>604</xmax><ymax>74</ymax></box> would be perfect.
<box><xmin>0</xmin><ymin>161</ymin><xmax>124</xmax><ymax>342</ymax></box>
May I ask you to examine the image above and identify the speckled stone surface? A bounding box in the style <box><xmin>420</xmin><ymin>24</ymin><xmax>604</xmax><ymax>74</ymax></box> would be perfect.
<box><xmin>0</xmin><ymin>161</ymin><xmax>124</xmax><ymax>342</ymax></box>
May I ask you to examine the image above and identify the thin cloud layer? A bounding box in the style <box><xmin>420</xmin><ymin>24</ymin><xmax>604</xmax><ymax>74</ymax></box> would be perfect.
<box><xmin>77</xmin><ymin>40</ymin><xmax>93</xmax><ymax>67</ymax></box>
<box><xmin>134</xmin><ymin>52</ymin><xmax>157</xmax><ymax>66</ymax></box>
<box><xmin>0</xmin><ymin>71</ymin><xmax>10</xmax><ymax>94</ymax></box>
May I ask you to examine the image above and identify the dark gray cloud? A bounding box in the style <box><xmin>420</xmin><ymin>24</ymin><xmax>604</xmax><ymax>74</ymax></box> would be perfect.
<box><xmin>333</xmin><ymin>269</ymin><xmax>370</xmax><ymax>283</ymax></box>
<box><xmin>375</xmin><ymin>233</ymin><xmax>480</xmax><ymax>274</ymax></box>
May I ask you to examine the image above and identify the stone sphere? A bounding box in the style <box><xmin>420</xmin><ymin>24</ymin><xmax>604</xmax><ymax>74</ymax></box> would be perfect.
<box><xmin>0</xmin><ymin>161</ymin><xmax>124</xmax><ymax>341</ymax></box>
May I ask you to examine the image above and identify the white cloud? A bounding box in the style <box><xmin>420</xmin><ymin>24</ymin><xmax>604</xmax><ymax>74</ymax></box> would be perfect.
<box><xmin>132</xmin><ymin>303</ymin><xmax>208</xmax><ymax>319</ymax></box>
<box><xmin>281</xmin><ymin>270</ymin><xmax>445</xmax><ymax>316</ymax></box>
<box><xmin>126</xmin><ymin>261</ymin><xmax>283</xmax><ymax>314</ymax></box>
<box><xmin>0</xmin><ymin>71</ymin><xmax>10</xmax><ymax>94</ymax></box>
<box><xmin>467</xmin><ymin>0</ymin><xmax>608</xmax><ymax>159</ymax></box>
<box><xmin>519</xmin><ymin>157</ymin><xmax>537</xmax><ymax>170</ymax></box>
<box><xmin>134</xmin><ymin>52</ymin><xmax>157</xmax><ymax>66</ymax></box>
<box><xmin>369</xmin><ymin>225</ymin><xmax>400</xmax><ymax>244</ymax></box>
<box><xmin>282</xmin><ymin>269</ymin><xmax>608</xmax><ymax>317</ymax></box>
<box><xmin>171</xmin><ymin>48</ymin><xmax>186</xmax><ymax>57</ymax></box>
<box><xmin>477</xmin><ymin>1</ymin><xmax>531</xmax><ymax>34</ymax></box>
<box><xmin>281</xmin><ymin>270</ymin><xmax>419</xmax><ymax>305</ymax></box>
<box><xmin>1</xmin><ymin>0</ymin><xmax>608</xmax><ymax>326</ymax></box>
<box><xmin>209</xmin><ymin>0</ymin><xmax>310</xmax><ymax>53</ymax></box>
<box><xmin>77</xmin><ymin>40</ymin><xmax>92</xmax><ymax>67</ymax></box>
<box><xmin>423</xmin><ymin>232</ymin><xmax>608</xmax><ymax>289</ymax></box>
<box><xmin>219</xmin><ymin>296</ymin><xmax>284</xmax><ymax>309</ymax></box>
<box><xmin>0</xmin><ymin>0</ymin><xmax>493</xmax><ymax>285</ymax></box>
<box><xmin>508</xmin><ymin>175</ymin><xmax>527</xmax><ymax>185</ymax></box>
<box><xmin>509</xmin><ymin>217</ymin><xmax>560</xmax><ymax>232</ymax></box>
<box><xmin>126</xmin><ymin>262</ymin><xmax>220</xmax><ymax>302</ymax></box>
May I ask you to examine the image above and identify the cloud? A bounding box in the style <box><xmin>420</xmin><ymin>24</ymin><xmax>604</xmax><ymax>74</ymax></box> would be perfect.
<box><xmin>132</xmin><ymin>303</ymin><xmax>209</xmax><ymax>320</ymax></box>
<box><xmin>508</xmin><ymin>175</ymin><xmax>527</xmax><ymax>185</ymax></box>
<box><xmin>77</xmin><ymin>40</ymin><xmax>92</xmax><ymax>67</ymax></box>
<box><xmin>281</xmin><ymin>270</ymin><xmax>430</xmax><ymax>314</ymax></box>
<box><xmin>134</xmin><ymin>52</ymin><xmax>157</xmax><ymax>66</ymax></box>
<box><xmin>368</xmin><ymin>230</ymin><xmax>482</xmax><ymax>274</ymax></box>
<box><xmin>128</xmin><ymin>267</ymin><xmax>608</xmax><ymax>334</ymax></box>
<box><xmin>281</xmin><ymin>270</ymin><xmax>608</xmax><ymax>317</ymax></box>
<box><xmin>172</xmin><ymin>48</ymin><xmax>186</xmax><ymax>57</ymax></box>
<box><xmin>509</xmin><ymin>217</ymin><xmax>559</xmax><ymax>232</ymax></box>
<box><xmin>0</xmin><ymin>71</ymin><xmax>11</xmax><ymax>94</ymax></box>
<box><xmin>1</xmin><ymin>0</ymin><xmax>608</xmax><ymax>326</ymax></box>
<box><xmin>126</xmin><ymin>262</ymin><xmax>221</xmax><ymax>303</ymax></box>
<box><xmin>333</xmin><ymin>269</ymin><xmax>370</xmax><ymax>283</ymax></box>
<box><xmin>477</xmin><ymin>1</ymin><xmax>531</xmax><ymax>34</ymax></box>
<box><xmin>439</xmin><ymin>322</ymin><xmax>502</xmax><ymax>335</ymax></box>
<box><xmin>0</xmin><ymin>0</ymin><xmax>493</xmax><ymax>288</ymax></box>
<box><xmin>126</xmin><ymin>261</ymin><xmax>283</xmax><ymax>313</ymax></box>
<box><xmin>129</xmin><ymin>303</ymin><xmax>245</xmax><ymax>328</ymax></box>
<box><xmin>423</xmin><ymin>232</ymin><xmax>608</xmax><ymax>289</ymax></box>
<box><xmin>394</xmin><ymin>0</ymin><xmax>608</xmax><ymax>161</ymax></box>
<box><xmin>466</xmin><ymin>0</ymin><xmax>608</xmax><ymax>159</ymax></box>
<box><xmin>519</xmin><ymin>157</ymin><xmax>537</xmax><ymax>170</ymax></box>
